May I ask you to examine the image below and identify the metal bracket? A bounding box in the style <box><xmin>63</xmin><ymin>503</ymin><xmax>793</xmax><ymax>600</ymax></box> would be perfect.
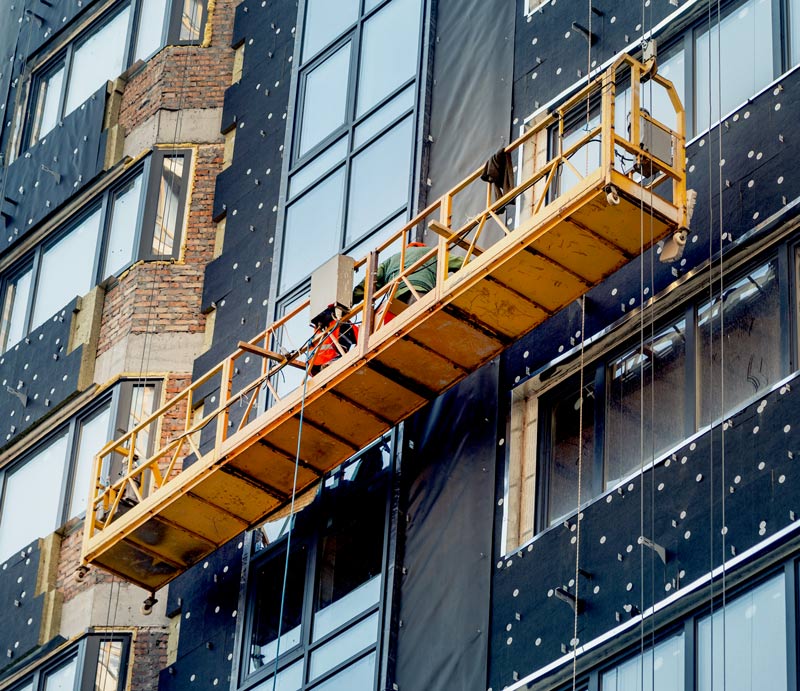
<box><xmin>571</xmin><ymin>21</ymin><xmax>598</xmax><ymax>46</ymax></box>
<box><xmin>554</xmin><ymin>586</ymin><xmax>584</xmax><ymax>614</ymax></box>
<box><xmin>638</xmin><ymin>535</ymin><xmax>667</xmax><ymax>565</ymax></box>
<box><xmin>40</xmin><ymin>164</ymin><xmax>62</xmax><ymax>184</ymax></box>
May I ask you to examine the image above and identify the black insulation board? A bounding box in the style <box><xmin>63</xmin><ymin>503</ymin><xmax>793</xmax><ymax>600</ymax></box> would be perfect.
<box><xmin>0</xmin><ymin>0</ymin><xmax>107</xmax><ymax>157</ymax></box>
<box><xmin>160</xmin><ymin>538</ymin><xmax>244</xmax><ymax>691</ymax></box>
<box><xmin>423</xmin><ymin>0</ymin><xmax>515</xmax><ymax>230</ymax></box>
<box><xmin>395</xmin><ymin>363</ymin><xmax>498</xmax><ymax>691</ymax></box>
<box><xmin>192</xmin><ymin>0</ymin><xmax>297</xmax><ymax>380</ymax></box>
<box><xmin>489</xmin><ymin>370</ymin><xmax>800</xmax><ymax>689</ymax></box>
<box><xmin>0</xmin><ymin>297</ymin><xmax>85</xmax><ymax>451</ymax></box>
<box><xmin>1</xmin><ymin>86</ymin><xmax>108</xmax><ymax>256</ymax></box>
<box><xmin>0</xmin><ymin>540</ymin><xmax>46</xmax><ymax>673</ymax></box>
<box><xmin>512</xmin><ymin>0</ymin><xmax>681</xmax><ymax>120</ymax></box>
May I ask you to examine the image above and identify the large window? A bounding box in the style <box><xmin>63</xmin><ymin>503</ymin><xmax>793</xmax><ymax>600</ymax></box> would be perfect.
<box><xmin>572</xmin><ymin>570</ymin><xmax>793</xmax><ymax>691</ymax></box>
<box><xmin>277</xmin><ymin>0</ymin><xmax>422</xmax><ymax>296</ymax></box>
<box><xmin>505</xmin><ymin>246</ymin><xmax>791</xmax><ymax>549</ymax></box>
<box><xmin>23</xmin><ymin>0</ymin><xmax>206</xmax><ymax>149</ymax></box>
<box><xmin>8</xmin><ymin>634</ymin><xmax>130</xmax><ymax>691</ymax></box>
<box><xmin>0</xmin><ymin>149</ymin><xmax>189</xmax><ymax>353</ymax></box>
<box><xmin>0</xmin><ymin>380</ymin><xmax>159</xmax><ymax>563</ymax></box>
<box><xmin>240</xmin><ymin>437</ymin><xmax>392</xmax><ymax>691</ymax></box>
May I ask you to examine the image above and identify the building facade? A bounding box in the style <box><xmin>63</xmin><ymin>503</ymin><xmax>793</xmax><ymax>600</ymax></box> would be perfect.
<box><xmin>1</xmin><ymin>0</ymin><xmax>799</xmax><ymax>690</ymax></box>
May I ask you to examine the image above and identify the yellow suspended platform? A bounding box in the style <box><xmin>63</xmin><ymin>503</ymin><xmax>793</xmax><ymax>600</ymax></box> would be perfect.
<box><xmin>82</xmin><ymin>55</ymin><xmax>690</xmax><ymax>592</ymax></box>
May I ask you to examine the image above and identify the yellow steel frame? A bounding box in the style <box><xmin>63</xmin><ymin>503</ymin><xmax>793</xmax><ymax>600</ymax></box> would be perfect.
<box><xmin>81</xmin><ymin>54</ymin><xmax>688</xmax><ymax>589</ymax></box>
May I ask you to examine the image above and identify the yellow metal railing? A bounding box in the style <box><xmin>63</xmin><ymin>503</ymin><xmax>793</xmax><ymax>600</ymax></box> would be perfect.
<box><xmin>84</xmin><ymin>54</ymin><xmax>687</xmax><ymax>542</ymax></box>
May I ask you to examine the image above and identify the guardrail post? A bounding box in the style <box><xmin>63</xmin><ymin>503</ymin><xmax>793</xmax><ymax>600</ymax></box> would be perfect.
<box><xmin>216</xmin><ymin>357</ymin><xmax>234</xmax><ymax>448</ymax></box>
<box><xmin>361</xmin><ymin>251</ymin><xmax>377</xmax><ymax>356</ymax></box>
<box><xmin>601</xmin><ymin>67</ymin><xmax>615</xmax><ymax>179</ymax></box>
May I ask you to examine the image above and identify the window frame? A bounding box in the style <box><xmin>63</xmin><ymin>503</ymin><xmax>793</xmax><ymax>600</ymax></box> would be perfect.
<box><xmin>273</xmin><ymin>0</ymin><xmax>424</xmax><ymax>300</ymax></box>
<box><xmin>235</xmin><ymin>435</ymin><xmax>395</xmax><ymax>691</ymax></box>
<box><xmin>5</xmin><ymin>633</ymin><xmax>131</xmax><ymax>691</ymax></box>
<box><xmin>21</xmin><ymin>0</ymin><xmax>206</xmax><ymax>151</ymax></box>
<box><xmin>0</xmin><ymin>149</ymin><xmax>190</xmax><ymax>353</ymax></box>
<box><xmin>504</xmin><ymin>238</ymin><xmax>797</xmax><ymax>549</ymax></box>
<box><xmin>0</xmin><ymin>379</ymin><xmax>162</xmax><ymax>563</ymax></box>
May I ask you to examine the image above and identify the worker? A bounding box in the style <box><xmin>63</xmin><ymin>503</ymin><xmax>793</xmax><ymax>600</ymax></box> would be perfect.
<box><xmin>308</xmin><ymin>304</ymin><xmax>358</xmax><ymax>376</ymax></box>
<box><xmin>352</xmin><ymin>242</ymin><xmax>463</xmax><ymax>323</ymax></box>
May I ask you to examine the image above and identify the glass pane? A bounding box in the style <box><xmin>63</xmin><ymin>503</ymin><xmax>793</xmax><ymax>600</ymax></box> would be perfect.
<box><xmin>129</xmin><ymin>384</ymin><xmax>157</xmax><ymax>458</ymax></box>
<box><xmin>695</xmin><ymin>0</ymin><xmax>772</xmax><ymax>134</ymax></box>
<box><xmin>299</xmin><ymin>44</ymin><xmax>351</xmax><ymax>157</ymax></box>
<box><xmin>314</xmin><ymin>651</ymin><xmax>376</xmax><ymax>691</ymax></box>
<box><xmin>547</xmin><ymin>380</ymin><xmax>595</xmax><ymax>525</ymax></box>
<box><xmin>605</xmin><ymin>319</ymin><xmax>687</xmax><ymax>488</ymax></box>
<box><xmin>314</xmin><ymin>442</ymin><xmax>386</xmax><ymax>639</ymax></box>
<box><xmin>557</xmin><ymin>112</ymin><xmax>601</xmax><ymax>196</ymax></box>
<box><xmin>65</xmin><ymin>6</ymin><xmax>131</xmax><ymax>115</ymax></box>
<box><xmin>103</xmin><ymin>173</ymin><xmax>144</xmax><ymax>278</ymax></box>
<box><xmin>310</xmin><ymin>612</ymin><xmax>379</xmax><ymax>680</ymax></box>
<box><xmin>69</xmin><ymin>404</ymin><xmax>112</xmax><ymax>519</ymax></box>
<box><xmin>697</xmin><ymin>260</ymin><xmax>781</xmax><ymax>428</ymax></box>
<box><xmin>179</xmin><ymin>0</ymin><xmax>203</xmax><ymax>40</ymax></box>
<box><xmin>601</xmin><ymin>633</ymin><xmax>684</xmax><ymax>691</ymax></box>
<box><xmin>354</xmin><ymin>84</ymin><xmax>414</xmax><ymax>148</ymax></box>
<box><xmin>289</xmin><ymin>137</ymin><xmax>347</xmax><ymax>199</ymax></box>
<box><xmin>95</xmin><ymin>640</ymin><xmax>124</xmax><ymax>691</ymax></box>
<box><xmin>365</xmin><ymin>0</ymin><xmax>383</xmax><ymax>10</ymax></box>
<box><xmin>249</xmin><ymin>547</ymin><xmax>306</xmax><ymax>674</ymax></box>
<box><xmin>133</xmin><ymin>0</ymin><xmax>168</xmax><ymax>61</ymax></box>
<box><xmin>348</xmin><ymin>213</ymin><xmax>406</xmax><ymax>290</ymax></box>
<box><xmin>13</xmin><ymin>683</ymin><xmax>33</xmax><ymax>691</ymax></box>
<box><xmin>271</xmin><ymin>293</ymin><xmax>310</xmax><ymax>398</ymax></box>
<box><xmin>0</xmin><ymin>432</ymin><xmax>69</xmax><ymax>562</ymax></box>
<box><xmin>697</xmin><ymin>574</ymin><xmax>786</xmax><ymax>691</ymax></box>
<box><xmin>31</xmin><ymin>65</ymin><xmax>65</xmax><ymax>145</ymax></box>
<box><xmin>346</xmin><ymin>117</ymin><xmax>413</xmax><ymax>243</ymax></box>
<box><xmin>1</xmin><ymin>266</ymin><xmax>33</xmax><ymax>351</ymax></box>
<box><xmin>280</xmin><ymin>167</ymin><xmax>345</xmax><ymax>293</ymax></box>
<box><xmin>302</xmin><ymin>0</ymin><xmax>358</xmax><ymax>61</ymax></box>
<box><xmin>32</xmin><ymin>208</ymin><xmax>102</xmax><ymax>329</ymax></box>
<box><xmin>315</xmin><ymin>576</ymin><xmax>381</xmax><ymax>642</ymax></box>
<box><xmin>152</xmin><ymin>155</ymin><xmax>185</xmax><ymax>256</ymax></box>
<box><xmin>43</xmin><ymin>656</ymin><xmax>78</xmax><ymax>691</ymax></box>
<box><xmin>252</xmin><ymin>660</ymin><xmax>302</xmax><ymax>691</ymax></box>
<box><xmin>357</xmin><ymin>0</ymin><xmax>421</xmax><ymax>116</ymax></box>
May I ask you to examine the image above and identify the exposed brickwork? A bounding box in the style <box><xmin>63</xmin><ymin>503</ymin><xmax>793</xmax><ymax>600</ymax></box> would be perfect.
<box><xmin>96</xmin><ymin>143</ymin><xmax>221</xmax><ymax>357</ymax></box>
<box><xmin>117</xmin><ymin>0</ymin><xmax>235</xmax><ymax>135</ymax></box>
<box><xmin>130</xmin><ymin>628</ymin><xmax>170</xmax><ymax>691</ymax></box>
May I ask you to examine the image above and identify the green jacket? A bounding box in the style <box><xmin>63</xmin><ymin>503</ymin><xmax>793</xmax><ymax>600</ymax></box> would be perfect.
<box><xmin>353</xmin><ymin>246</ymin><xmax>463</xmax><ymax>303</ymax></box>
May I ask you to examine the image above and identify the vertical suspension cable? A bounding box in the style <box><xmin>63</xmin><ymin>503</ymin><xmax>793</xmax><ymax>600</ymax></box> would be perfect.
<box><xmin>571</xmin><ymin>5</ymin><xmax>594</xmax><ymax>684</ymax></box>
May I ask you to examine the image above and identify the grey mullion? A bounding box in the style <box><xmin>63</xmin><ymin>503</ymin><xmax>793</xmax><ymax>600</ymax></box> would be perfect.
<box><xmin>121</xmin><ymin>0</ymin><xmax>138</xmax><ymax>68</ymax></box>
<box><xmin>683</xmin><ymin>615</ymin><xmax>696</xmax><ymax>691</ymax></box>
<box><xmin>57</xmin><ymin>416</ymin><xmax>81</xmax><ymax>526</ymax></box>
<box><xmin>57</xmin><ymin>44</ymin><xmax>74</xmax><ymax>123</ymax></box>
<box><xmin>784</xmin><ymin>560</ymin><xmax>797</xmax><ymax>691</ymax></box>
<box><xmin>300</xmin><ymin>532</ymin><xmax>319</xmax><ymax>686</ymax></box>
<box><xmin>773</xmin><ymin>0</ymin><xmax>785</xmax><ymax>76</ymax></box>
<box><xmin>305</xmin><ymin>601</ymin><xmax>382</xmax><ymax>656</ymax></box>
<box><xmin>349</xmin><ymin>105</ymin><xmax>414</xmax><ymax>158</ymax></box>
<box><xmin>377</xmin><ymin>429</ymin><xmax>399</xmax><ymax>691</ymax></box>
<box><xmin>23</xmin><ymin>246</ymin><xmax>44</xmax><ymax>336</ymax></box>
<box><xmin>93</xmin><ymin>189</ymin><xmax>111</xmax><ymax>284</ymax></box>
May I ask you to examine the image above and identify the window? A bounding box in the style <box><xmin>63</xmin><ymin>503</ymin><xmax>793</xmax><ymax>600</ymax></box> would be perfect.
<box><xmin>0</xmin><ymin>380</ymin><xmax>159</xmax><ymax>563</ymax></box>
<box><xmin>241</xmin><ymin>437</ymin><xmax>392</xmax><ymax>691</ymax></box>
<box><xmin>9</xmin><ymin>634</ymin><xmax>130</xmax><ymax>691</ymax></box>
<box><xmin>578</xmin><ymin>570</ymin><xmax>794</xmax><ymax>691</ymax></box>
<box><xmin>0</xmin><ymin>150</ymin><xmax>189</xmax><ymax>353</ymax></box>
<box><xmin>504</xmin><ymin>250</ymin><xmax>792</xmax><ymax>550</ymax></box>
<box><xmin>694</xmin><ymin>0</ymin><xmax>774</xmax><ymax>135</ymax></box>
<box><xmin>697</xmin><ymin>574</ymin><xmax>787</xmax><ymax>691</ymax></box>
<box><xmin>601</xmin><ymin>632</ymin><xmax>685</xmax><ymax>691</ymax></box>
<box><xmin>277</xmin><ymin>0</ymin><xmax>422</xmax><ymax>295</ymax></box>
<box><xmin>24</xmin><ymin>0</ymin><xmax>206</xmax><ymax>148</ymax></box>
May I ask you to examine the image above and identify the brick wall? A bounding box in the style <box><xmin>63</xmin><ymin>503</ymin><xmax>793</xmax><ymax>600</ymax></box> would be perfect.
<box><xmin>117</xmin><ymin>0</ymin><xmax>235</xmax><ymax>134</ymax></box>
<box><xmin>96</xmin><ymin>143</ymin><xmax>221</xmax><ymax>357</ymax></box>
<box><xmin>130</xmin><ymin>628</ymin><xmax>170</xmax><ymax>691</ymax></box>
